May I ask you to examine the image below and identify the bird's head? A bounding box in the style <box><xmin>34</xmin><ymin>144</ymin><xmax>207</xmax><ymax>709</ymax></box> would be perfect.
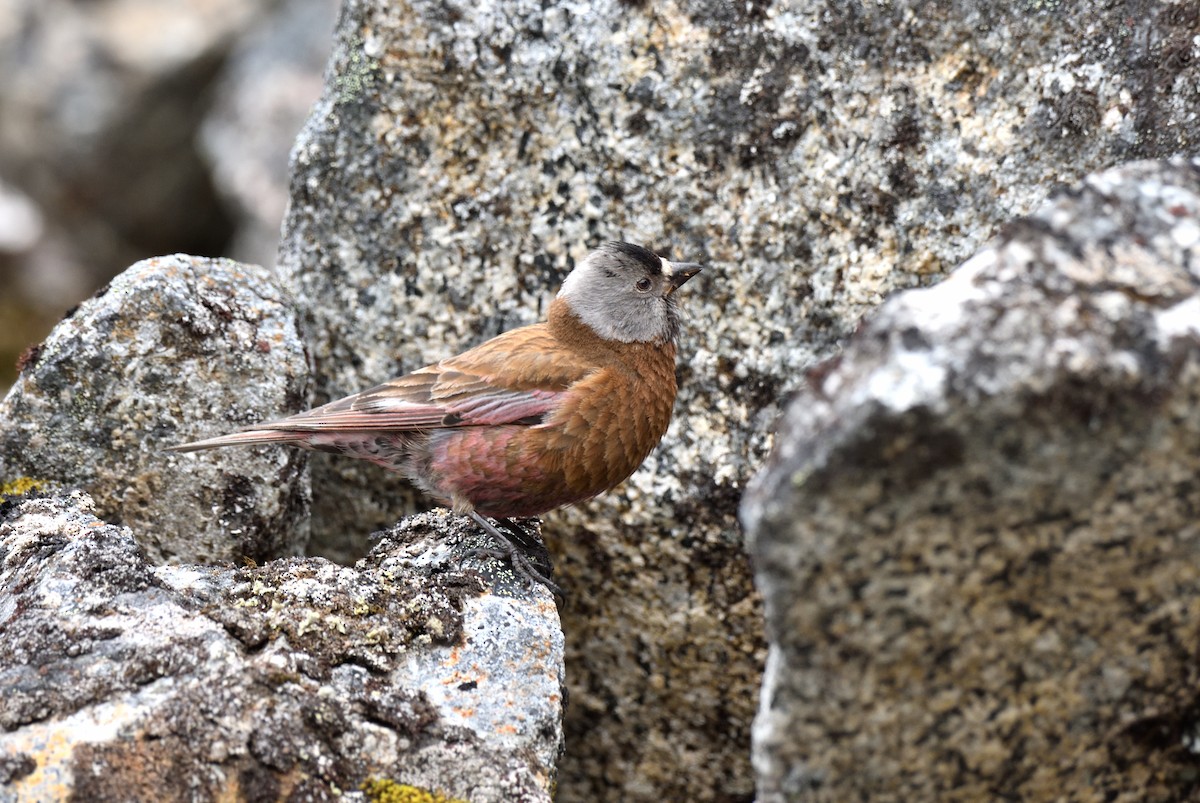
<box><xmin>557</xmin><ymin>241</ymin><xmax>702</xmax><ymax>344</ymax></box>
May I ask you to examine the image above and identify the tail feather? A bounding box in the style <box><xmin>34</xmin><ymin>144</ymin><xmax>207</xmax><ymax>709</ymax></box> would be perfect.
<box><xmin>165</xmin><ymin>429</ymin><xmax>307</xmax><ymax>453</ymax></box>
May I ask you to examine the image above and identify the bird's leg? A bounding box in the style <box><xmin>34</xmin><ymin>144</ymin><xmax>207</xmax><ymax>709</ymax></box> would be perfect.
<box><xmin>492</xmin><ymin>517</ymin><xmax>542</xmax><ymax>552</ymax></box>
<box><xmin>465</xmin><ymin>510</ymin><xmax>563</xmax><ymax>598</ymax></box>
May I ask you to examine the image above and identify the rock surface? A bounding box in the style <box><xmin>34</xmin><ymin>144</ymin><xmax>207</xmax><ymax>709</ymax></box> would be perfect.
<box><xmin>275</xmin><ymin>0</ymin><xmax>1199</xmax><ymax>798</ymax></box>
<box><xmin>743</xmin><ymin>158</ymin><xmax>1200</xmax><ymax>800</ymax></box>
<box><xmin>0</xmin><ymin>254</ymin><xmax>310</xmax><ymax>564</ymax></box>
<box><xmin>0</xmin><ymin>492</ymin><xmax>563</xmax><ymax>802</ymax></box>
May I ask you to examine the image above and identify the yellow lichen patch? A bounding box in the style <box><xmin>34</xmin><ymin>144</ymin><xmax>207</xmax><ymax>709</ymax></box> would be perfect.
<box><xmin>360</xmin><ymin>778</ymin><xmax>467</xmax><ymax>803</ymax></box>
<box><xmin>0</xmin><ymin>476</ymin><xmax>44</xmax><ymax>497</ymax></box>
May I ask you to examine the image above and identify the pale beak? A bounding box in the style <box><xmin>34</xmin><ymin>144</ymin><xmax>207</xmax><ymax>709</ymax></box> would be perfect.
<box><xmin>662</xmin><ymin>260</ymin><xmax>703</xmax><ymax>296</ymax></box>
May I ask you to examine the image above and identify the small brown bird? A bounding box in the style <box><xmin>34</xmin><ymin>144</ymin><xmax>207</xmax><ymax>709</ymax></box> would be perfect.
<box><xmin>171</xmin><ymin>242</ymin><xmax>701</xmax><ymax>592</ymax></box>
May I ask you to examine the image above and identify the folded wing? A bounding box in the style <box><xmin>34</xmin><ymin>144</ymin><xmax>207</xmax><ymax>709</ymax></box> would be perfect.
<box><xmin>245</xmin><ymin>323</ymin><xmax>591</xmax><ymax>433</ymax></box>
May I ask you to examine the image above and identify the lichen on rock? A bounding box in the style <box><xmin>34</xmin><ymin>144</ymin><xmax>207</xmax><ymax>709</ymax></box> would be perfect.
<box><xmin>0</xmin><ymin>495</ymin><xmax>563</xmax><ymax>802</ymax></box>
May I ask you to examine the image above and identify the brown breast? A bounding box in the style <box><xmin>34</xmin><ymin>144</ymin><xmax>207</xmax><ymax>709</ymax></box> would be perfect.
<box><xmin>534</xmin><ymin>300</ymin><xmax>679</xmax><ymax>500</ymax></box>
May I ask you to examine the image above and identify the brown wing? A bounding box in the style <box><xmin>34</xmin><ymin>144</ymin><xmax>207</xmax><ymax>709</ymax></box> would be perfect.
<box><xmin>256</xmin><ymin>323</ymin><xmax>597</xmax><ymax>432</ymax></box>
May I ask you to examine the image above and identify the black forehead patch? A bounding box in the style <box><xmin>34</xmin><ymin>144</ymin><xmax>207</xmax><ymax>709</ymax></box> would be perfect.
<box><xmin>603</xmin><ymin>241</ymin><xmax>662</xmax><ymax>275</ymax></box>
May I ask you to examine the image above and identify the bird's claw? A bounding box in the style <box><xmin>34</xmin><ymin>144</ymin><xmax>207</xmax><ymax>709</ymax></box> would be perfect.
<box><xmin>465</xmin><ymin>511</ymin><xmax>564</xmax><ymax>599</ymax></box>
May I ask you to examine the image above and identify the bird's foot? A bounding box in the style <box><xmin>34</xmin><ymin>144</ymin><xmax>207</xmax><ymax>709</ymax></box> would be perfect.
<box><xmin>465</xmin><ymin>511</ymin><xmax>563</xmax><ymax>598</ymax></box>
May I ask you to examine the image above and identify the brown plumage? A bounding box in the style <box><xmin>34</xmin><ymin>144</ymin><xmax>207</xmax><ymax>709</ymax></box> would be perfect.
<box><xmin>170</xmin><ymin>242</ymin><xmax>702</xmax><ymax>592</ymax></box>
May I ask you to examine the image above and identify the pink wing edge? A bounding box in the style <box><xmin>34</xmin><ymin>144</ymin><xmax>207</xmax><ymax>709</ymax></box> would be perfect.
<box><xmin>167</xmin><ymin>387</ymin><xmax>566</xmax><ymax>452</ymax></box>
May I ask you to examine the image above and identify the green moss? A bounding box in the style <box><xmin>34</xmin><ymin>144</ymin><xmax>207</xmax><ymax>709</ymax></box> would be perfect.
<box><xmin>361</xmin><ymin>779</ymin><xmax>468</xmax><ymax>803</ymax></box>
<box><xmin>0</xmin><ymin>476</ymin><xmax>44</xmax><ymax>498</ymax></box>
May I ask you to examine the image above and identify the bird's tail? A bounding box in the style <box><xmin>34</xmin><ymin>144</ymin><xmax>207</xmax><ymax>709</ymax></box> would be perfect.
<box><xmin>165</xmin><ymin>428</ymin><xmax>307</xmax><ymax>453</ymax></box>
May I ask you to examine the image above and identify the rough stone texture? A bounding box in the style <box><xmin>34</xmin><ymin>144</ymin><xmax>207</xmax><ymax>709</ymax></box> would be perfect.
<box><xmin>0</xmin><ymin>254</ymin><xmax>310</xmax><ymax>564</ymax></box>
<box><xmin>275</xmin><ymin>1</ymin><xmax>1200</xmax><ymax>798</ymax></box>
<box><xmin>0</xmin><ymin>492</ymin><xmax>563</xmax><ymax>802</ymax></box>
<box><xmin>742</xmin><ymin>158</ymin><xmax>1200</xmax><ymax>800</ymax></box>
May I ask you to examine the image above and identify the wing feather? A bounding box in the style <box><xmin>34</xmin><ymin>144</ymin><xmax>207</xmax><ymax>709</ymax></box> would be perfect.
<box><xmin>249</xmin><ymin>323</ymin><xmax>595</xmax><ymax>433</ymax></box>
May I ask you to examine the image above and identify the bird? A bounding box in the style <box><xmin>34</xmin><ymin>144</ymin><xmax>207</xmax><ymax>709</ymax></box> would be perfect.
<box><xmin>170</xmin><ymin>241</ymin><xmax>702</xmax><ymax>594</ymax></box>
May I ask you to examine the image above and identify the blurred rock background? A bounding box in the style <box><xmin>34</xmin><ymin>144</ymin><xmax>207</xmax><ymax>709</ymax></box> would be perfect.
<box><xmin>0</xmin><ymin>0</ymin><xmax>341</xmax><ymax>391</ymax></box>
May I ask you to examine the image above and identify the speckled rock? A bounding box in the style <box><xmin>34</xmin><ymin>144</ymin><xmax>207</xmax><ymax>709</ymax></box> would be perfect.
<box><xmin>742</xmin><ymin>158</ymin><xmax>1200</xmax><ymax>800</ymax></box>
<box><xmin>276</xmin><ymin>1</ymin><xmax>1199</xmax><ymax>798</ymax></box>
<box><xmin>0</xmin><ymin>492</ymin><xmax>563</xmax><ymax>802</ymax></box>
<box><xmin>0</xmin><ymin>254</ymin><xmax>309</xmax><ymax>564</ymax></box>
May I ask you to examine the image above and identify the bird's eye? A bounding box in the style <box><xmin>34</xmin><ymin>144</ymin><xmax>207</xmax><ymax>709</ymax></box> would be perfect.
<box><xmin>635</xmin><ymin>277</ymin><xmax>652</xmax><ymax>292</ymax></box>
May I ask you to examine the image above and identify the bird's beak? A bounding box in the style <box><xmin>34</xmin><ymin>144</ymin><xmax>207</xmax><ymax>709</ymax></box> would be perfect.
<box><xmin>663</xmin><ymin>261</ymin><xmax>702</xmax><ymax>296</ymax></box>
